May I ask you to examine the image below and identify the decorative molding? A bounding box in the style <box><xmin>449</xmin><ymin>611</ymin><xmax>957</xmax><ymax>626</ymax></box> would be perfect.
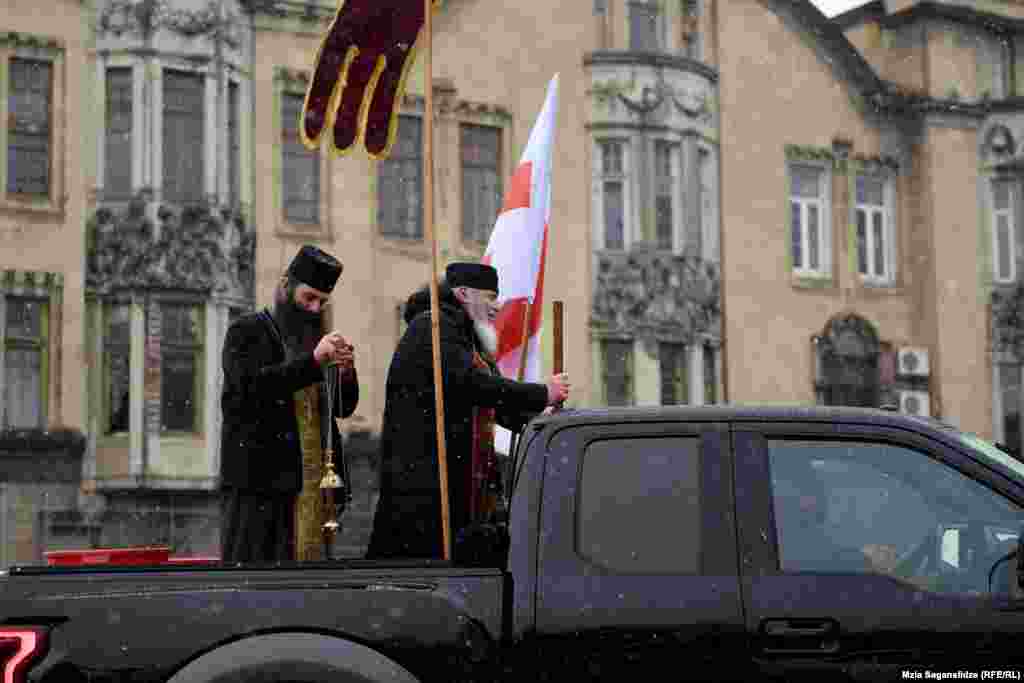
<box><xmin>0</xmin><ymin>31</ymin><xmax>62</xmax><ymax>51</ymax></box>
<box><xmin>984</xmin><ymin>123</ymin><xmax>1016</xmax><ymax>159</ymax></box>
<box><xmin>583</xmin><ymin>50</ymin><xmax>719</xmax><ymax>83</ymax></box>
<box><xmin>590</xmin><ymin>244</ymin><xmax>721</xmax><ymax>356</ymax></box>
<box><xmin>784</xmin><ymin>143</ymin><xmax>899</xmax><ymax>173</ymax></box>
<box><xmin>97</xmin><ymin>0</ymin><xmax>242</xmax><ymax>49</ymax></box>
<box><xmin>399</xmin><ymin>92</ymin><xmax>512</xmax><ymax>122</ymax></box>
<box><xmin>0</xmin><ymin>270</ymin><xmax>64</xmax><ymax>295</ymax></box>
<box><xmin>86</xmin><ymin>195</ymin><xmax>256</xmax><ymax>302</ymax></box>
<box><xmin>588</xmin><ymin>75</ymin><xmax>714</xmax><ymax>124</ymax></box>
<box><xmin>275</xmin><ymin>66</ymin><xmax>310</xmax><ymax>92</ymax></box>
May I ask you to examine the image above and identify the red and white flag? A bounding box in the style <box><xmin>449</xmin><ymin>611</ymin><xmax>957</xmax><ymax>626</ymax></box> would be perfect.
<box><xmin>482</xmin><ymin>75</ymin><xmax>559</xmax><ymax>455</ymax></box>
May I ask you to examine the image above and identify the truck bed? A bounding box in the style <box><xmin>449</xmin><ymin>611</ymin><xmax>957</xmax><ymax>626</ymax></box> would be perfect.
<box><xmin>0</xmin><ymin>561</ymin><xmax>507</xmax><ymax>683</ymax></box>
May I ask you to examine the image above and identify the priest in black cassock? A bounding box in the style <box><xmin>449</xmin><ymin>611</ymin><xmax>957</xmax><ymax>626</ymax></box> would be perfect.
<box><xmin>219</xmin><ymin>245</ymin><xmax>359</xmax><ymax>563</ymax></box>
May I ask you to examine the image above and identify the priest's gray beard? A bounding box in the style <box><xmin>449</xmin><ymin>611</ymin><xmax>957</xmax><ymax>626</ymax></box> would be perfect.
<box><xmin>473</xmin><ymin>319</ymin><xmax>498</xmax><ymax>357</ymax></box>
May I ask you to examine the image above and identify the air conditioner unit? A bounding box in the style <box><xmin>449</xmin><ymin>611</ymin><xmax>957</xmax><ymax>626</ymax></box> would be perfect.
<box><xmin>898</xmin><ymin>390</ymin><xmax>931</xmax><ymax>417</ymax></box>
<box><xmin>897</xmin><ymin>347</ymin><xmax>930</xmax><ymax>377</ymax></box>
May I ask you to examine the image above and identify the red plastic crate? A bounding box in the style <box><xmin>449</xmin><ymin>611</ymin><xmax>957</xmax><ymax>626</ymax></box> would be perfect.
<box><xmin>44</xmin><ymin>546</ymin><xmax>171</xmax><ymax>567</ymax></box>
<box><xmin>165</xmin><ymin>556</ymin><xmax>220</xmax><ymax>565</ymax></box>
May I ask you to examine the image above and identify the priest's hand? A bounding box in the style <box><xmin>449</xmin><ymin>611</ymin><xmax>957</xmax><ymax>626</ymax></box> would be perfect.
<box><xmin>546</xmin><ymin>373</ymin><xmax>570</xmax><ymax>406</ymax></box>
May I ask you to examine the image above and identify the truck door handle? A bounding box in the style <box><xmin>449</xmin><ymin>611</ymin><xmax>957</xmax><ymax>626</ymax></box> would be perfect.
<box><xmin>763</xmin><ymin>620</ymin><xmax>832</xmax><ymax>637</ymax></box>
<box><xmin>760</xmin><ymin>619</ymin><xmax>841</xmax><ymax>655</ymax></box>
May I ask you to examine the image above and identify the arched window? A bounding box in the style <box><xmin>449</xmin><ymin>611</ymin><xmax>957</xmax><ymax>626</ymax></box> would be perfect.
<box><xmin>815</xmin><ymin>314</ymin><xmax>880</xmax><ymax>408</ymax></box>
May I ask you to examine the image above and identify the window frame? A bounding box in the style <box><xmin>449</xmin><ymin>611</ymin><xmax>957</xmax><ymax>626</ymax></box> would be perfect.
<box><xmin>158</xmin><ymin>301</ymin><xmax>205</xmax><ymax>436</ymax></box>
<box><xmin>652</xmin><ymin>138</ymin><xmax>683</xmax><ymax>253</ymax></box>
<box><xmin>280</xmin><ymin>89</ymin><xmax>320</xmax><ymax>225</ymax></box>
<box><xmin>101</xmin><ymin>300</ymin><xmax>133</xmax><ymax>438</ymax></box>
<box><xmin>627</xmin><ymin>0</ymin><xmax>666</xmax><ymax>52</ymax></box>
<box><xmin>459</xmin><ymin>122</ymin><xmax>503</xmax><ymax>247</ymax></box>
<box><xmin>659</xmin><ymin>341</ymin><xmax>690</xmax><ymax>406</ymax></box>
<box><xmin>993</xmin><ymin>177</ymin><xmax>1017</xmax><ymax>284</ymax></box>
<box><xmin>602</xmin><ymin>338</ymin><xmax>635</xmax><ymax>407</ymax></box>
<box><xmin>377</xmin><ymin>113</ymin><xmax>424</xmax><ymax>240</ymax></box>
<box><xmin>0</xmin><ymin>294</ymin><xmax>49</xmax><ymax>430</ymax></box>
<box><xmin>103</xmin><ymin>64</ymin><xmax>134</xmax><ymax>202</ymax></box>
<box><xmin>788</xmin><ymin>161</ymin><xmax>832</xmax><ymax>278</ymax></box>
<box><xmin>6</xmin><ymin>56</ymin><xmax>54</xmax><ymax>199</ymax></box>
<box><xmin>160</xmin><ymin>67</ymin><xmax>207</xmax><ymax>206</ymax></box>
<box><xmin>227</xmin><ymin>77</ymin><xmax>241</xmax><ymax>208</ymax></box>
<box><xmin>594</xmin><ymin>137</ymin><xmax>632</xmax><ymax>251</ymax></box>
<box><xmin>854</xmin><ymin>172</ymin><xmax>897</xmax><ymax>285</ymax></box>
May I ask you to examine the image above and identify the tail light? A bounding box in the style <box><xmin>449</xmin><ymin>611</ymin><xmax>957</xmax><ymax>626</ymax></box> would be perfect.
<box><xmin>0</xmin><ymin>628</ymin><xmax>47</xmax><ymax>683</ymax></box>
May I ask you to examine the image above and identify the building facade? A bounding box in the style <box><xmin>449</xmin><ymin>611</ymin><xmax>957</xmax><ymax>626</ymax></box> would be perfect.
<box><xmin>0</xmin><ymin>0</ymin><xmax>1019</xmax><ymax>564</ymax></box>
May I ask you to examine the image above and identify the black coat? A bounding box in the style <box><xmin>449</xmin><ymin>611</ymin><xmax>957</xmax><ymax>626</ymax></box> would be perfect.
<box><xmin>220</xmin><ymin>310</ymin><xmax>358</xmax><ymax>494</ymax></box>
<box><xmin>366</xmin><ymin>285</ymin><xmax>549</xmax><ymax>560</ymax></box>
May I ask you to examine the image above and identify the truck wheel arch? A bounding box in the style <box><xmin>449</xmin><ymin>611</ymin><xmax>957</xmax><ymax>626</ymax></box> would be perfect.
<box><xmin>165</xmin><ymin>632</ymin><xmax>421</xmax><ymax>683</ymax></box>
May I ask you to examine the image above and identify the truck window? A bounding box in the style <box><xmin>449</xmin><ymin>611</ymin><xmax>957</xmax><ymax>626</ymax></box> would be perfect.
<box><xmin>577</xmin><ymin>437</ymin><xmax>700</xmax><ymax>574</ymax></box>
<box><xmin>768</xmin><ymin>440</ymin><xmax>1024</xmax><ymax>596</ymax></box>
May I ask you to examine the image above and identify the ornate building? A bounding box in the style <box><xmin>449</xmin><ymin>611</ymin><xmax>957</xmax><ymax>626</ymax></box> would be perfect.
<box><xmin>1</xmin><ymin>0</ymin><xmax>1021</xmax><ymax>566</ymax></box>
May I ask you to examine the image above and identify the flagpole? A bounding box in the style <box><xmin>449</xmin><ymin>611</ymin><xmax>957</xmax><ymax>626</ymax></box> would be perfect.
<box><xmin>422</xmin><ymin>0</ymin><xmax>452</xmax><ymax>562</ymax></box>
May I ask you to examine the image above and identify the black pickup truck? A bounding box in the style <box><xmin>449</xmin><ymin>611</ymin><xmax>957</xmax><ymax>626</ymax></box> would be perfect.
<box><xmin>4</xmin><ymin>405</ymin><xmax>1024</xmax><ymax>683</ymax></box>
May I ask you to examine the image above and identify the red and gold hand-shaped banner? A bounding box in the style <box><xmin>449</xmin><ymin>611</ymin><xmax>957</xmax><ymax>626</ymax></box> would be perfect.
<box><xmin>301</xmin><ymin>0</ymin><xmax>441</xmax><ymax>160</ymax></box>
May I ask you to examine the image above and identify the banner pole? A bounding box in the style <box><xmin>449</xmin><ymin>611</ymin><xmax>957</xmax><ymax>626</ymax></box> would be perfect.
<box><xmin>422</xmin><ymin>0</ymin><xmax>451</xmax><ymax>562</ymax></box>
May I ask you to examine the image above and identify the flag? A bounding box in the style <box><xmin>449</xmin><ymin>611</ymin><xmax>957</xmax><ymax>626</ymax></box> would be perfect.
<box><xmin>482</xmin><ymin>75</ymin><xmax>559</xmax><ymax>455</ymax></box>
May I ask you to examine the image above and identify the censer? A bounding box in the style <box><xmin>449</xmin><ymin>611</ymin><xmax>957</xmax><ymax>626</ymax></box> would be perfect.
<box><xmin>320</xmin><ymin>360</ymin><xmax>352</xmax><ymax>559</ymax></box>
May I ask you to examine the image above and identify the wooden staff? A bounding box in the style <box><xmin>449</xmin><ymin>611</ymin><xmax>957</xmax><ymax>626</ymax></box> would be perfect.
<box><xmin>553</xmin><ymin>300</ymin><xmax>564</xmax><ymax>375</ymax></box>
<box><xmin>422</xmin><ymin>0</ymin><xmax>451</xmax><ymax>562</ymax></box>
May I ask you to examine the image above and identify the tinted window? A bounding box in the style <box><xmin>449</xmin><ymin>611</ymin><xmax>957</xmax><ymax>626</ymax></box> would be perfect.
<box><xmin>578</xmin><ymin>437</ymin><xmax>700</xmax><ymax>573</ymax></box>
<box><xmin>769</xmin><ymin>439</ymin><xmax>1024</xmax><ymax>596</ymax></box>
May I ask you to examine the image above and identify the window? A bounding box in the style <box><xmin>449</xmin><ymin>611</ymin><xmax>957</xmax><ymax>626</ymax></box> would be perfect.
<box><xmin>160</xmin><ymin>303</ymin><xmax>203</xmax><ymax>433</ymax></box>
<box><xmin>789</xmin><ymin>164</ymin><xmax>828</xmax><ymax>276</ymax></box>
<box><xmin>681</xmin><ymin>0</ymin><xmax>700</xmax><ymax>59</ymax></box>
<box><xmin>598</xmin><ymin>140</ymin><xmax>628</xmax><ymax>250</ymax></box>
<box><xmin>228</xmin><ymin>81</ymin><xmax>240</xmax><ymax>207</ymax></box>
<box><xmin>578</xmin><ymin>437</ymin><xmax>700</xmax><ymax>573</ymax></box>
<box><xmin>105</xmin><ymin>67</ymin><xmax>133</xmax><ymax>200</ymax></box>
<box><xmin>461</xmin><ymin>124</ymin><xmax>502</xmax><ymax>245</ymax></box>
<box><xmin>768</xmin><ymin>439</ymin><xmax>1024</xmax><ymax>596</ymax></box>
<box><xmin>703</xmin><ymin>343</ymin><xmax>717</xmax><ymax>405</ymax></box>
<box><xmin>698</xmin><ymin>147</ymin><xmax>717</xmax><ymax>261</ymax></box>
<box><xmin>2</xmin><ymin>298</ymin><xmax>46</xmax><ymax>429</ymax></box>
<box><xmin>105</xmin><ymin>305</ymin><xmax>131</xmax><ymax>435</ymax></box>
<box><xmin>7</xmin><ymin>58</ymin><xmax>52</xmax><ymax>196</ymax></box>
<box><xmin>999</xmin><ymin>364</ymin><xmax>1021</xmax><ymax>458</ymax></box>
<box><xmin>378</xmin><ymin>115</ymin><xmax>423</xmax><ymax>239</ymax></box>
<box><xmin>603</xmin><ymin>340</ymin><xmax>634</xmax><ymax>406</ymax></box>
<box><xmin>629</xmin><ymin>1</ymin><xmax>663</xmax><ymax>51</ymax></box>
<box><xmin>660</xmin><ymin>342</ymin><xmax>689</xmax><ymax>405</ymax></box>
<box><xmin>654</xmin><ymin>140</ymin><xmax>679</xmax><ymax>251</ymax></box>
<box><xmin>855</xmin><ymin>175</ymin><xmax>893</xmax><ymax>281</ymax></box>
<box><xmin>282</xmin><ymin>92</ymin><xmax>319</xmax><ymax>224</ymax></box>
<box><xmin>162</xmin><ymin>70</ymin><xmax>205</xmax><ymax>204</ymax></box>
<box><xmin>278</xmin><ymin>90</ymin><xmax>317</xmax><ymax>223</ymax></box>
<box><xmin>993</xmin><ymin>179</ymin><xmax>1016</xmax><ymax>283</ymax></box>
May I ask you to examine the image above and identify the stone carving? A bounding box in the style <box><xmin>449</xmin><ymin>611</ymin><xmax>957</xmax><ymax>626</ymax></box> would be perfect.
<box><xmin>984</xmin><ymin>123</ymin><xmax>1015</xmax><ymax>160</ymax></box>
<box><xmin>97</xmin><ymin>0</ymin><xmax>241</xmax><ymax>48</ymax></box>
<box><xmin>815</xmin><ymin>313</ymin><xmax>881</xmax><ymax>408</ymax></box>
<box><xmin>591</xmin><ymin>244</ymin><xmax>720</xmax><ymax>355</ymax></box>
<box><xmin>590</xmin><ymin>76</ymin><xmax>713</xmax><ymax>124</ymax></box>
<box><xmin>992</xmin><ymin>282</ymin><xmax>1024</xmax><ymax>359</ymax></box>
<box><xmin>87</xmin><ymin>196</ymin><xmax>255</xmax><ymax>301</ymax></box>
